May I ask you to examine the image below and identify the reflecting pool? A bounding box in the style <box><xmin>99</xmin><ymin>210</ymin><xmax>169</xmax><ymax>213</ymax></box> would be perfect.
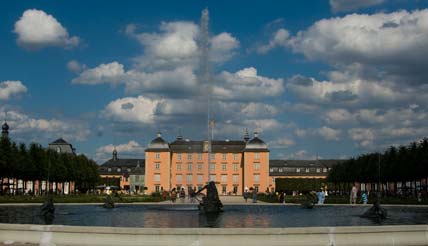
<box><xmin>1</xmin><ymin>205</ymin><xmax>427</xmax><ymax>228</ymax></box>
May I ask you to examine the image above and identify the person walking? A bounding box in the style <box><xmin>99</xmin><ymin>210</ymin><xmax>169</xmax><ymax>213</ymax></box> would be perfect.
<box><xmin>361</xmin><ymin>192</ymin><xmax>368</xmax><ymax>204</ymax></box>
<box><xmin>180</xmin><ymin>188</ymin><xmax>186</xmax><ymax>203</ymax></box>
<box><xmin>243</xmin><ymin>189</ymin><xmax>249</xmax><ymax>203</ymax></box>
<box><xmin>170</xmin><ymin>188</ymin><xmax>177</xmax><ymax>203</ymax></box>
<box><xmin>350</xmin><ymin>185</ymin><xmax>358</xmax><ymax>205</ymax></box>
<box><xmin>279</xmin><ymin>192</ymin><xmax>285</xmax><ymax>204</ymax></box>
<box><xmin>252</xmin><ymin>188</ymin><xmax>257</xmax><ymax>203</ymax></box>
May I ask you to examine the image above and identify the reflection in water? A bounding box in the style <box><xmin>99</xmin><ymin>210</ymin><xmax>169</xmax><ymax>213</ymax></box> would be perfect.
<box><xmin>1</xmin><ymin>205</ymin><xmax>428</xmax><ymax>228</ymax></box>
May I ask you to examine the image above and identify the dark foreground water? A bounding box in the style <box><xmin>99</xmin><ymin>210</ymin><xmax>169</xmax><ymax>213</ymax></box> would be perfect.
<box><xmin>0</xmin><ymin>205</ymin><xmax>427</xmax><ymax>228</ymax></box>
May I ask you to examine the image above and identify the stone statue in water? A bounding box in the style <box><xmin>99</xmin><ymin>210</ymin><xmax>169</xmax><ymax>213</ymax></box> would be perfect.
<box><xmin>195</xmin><ymin>181</ymin><xmax>223</xmax><ymax>213</ymax></box>
<box><xmin>362</xmin><ymin>194</ymin><xmax>387</xmax><ymax>221</ymax></box>
<box><xmin>40</xmin><ymin>194</ymin><xmax>55</xmax><ymax>224</ymax></box>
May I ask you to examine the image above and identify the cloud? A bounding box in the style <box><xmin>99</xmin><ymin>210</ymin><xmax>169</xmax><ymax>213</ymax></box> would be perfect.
<box><xmin>329</xmin><ymin>0</ymin><xmax>384</xmax><ymax>13</ymax></box>
<box><xmin>288</xmin><ymin>10</ymin><xmax>428</xmax><ymax>80</ymax></box>
<box><xmin>0</xmin><ymin>108</ymin><xmax>90</xmax><ymax>143</ymax></box>
<box><xmin>95</xmin><ymin>140</ymin><xmax>145</xmax><ymax>163</ymax></box>
<box><xmin>214</xmin><ymin>67</ymin><xmax>284</xmax><ymax>100</ymax></box>
<box><xmin>282</xmin><ymin>150</ymin><xmax>318</xmax><ymax>160</ymax></box>
<box><xmin>257</xmin><ymin>28</ymin><xmax>290</xmax><ymax>54</ymax></box>
<box><xmin>0</xmin><ymin>81</ymin><xmax>27</xmax><ymax>100</ymax></box>
<box><xmin>268</xmin><ymin>138</ymin><xmax>295</xmax><ymax>149</ymax></box>
<box><xmin>14</xmin><ymin>9</ymin><xmax>79</xmax><ymax>50</ymax></box>
<box><xmin>211</xmin><ymin>32</ymin><xmax>240</xmax><ymax>62</ymax></box>
<box><xmin>72</xmin><ymin>62</ymin><xmax>125</xmax><ymax>85</ymax></box>
<box><xmin>318</xmin><ymin>126</ymin><xmax>341</xmax><ymax>141</ymax></box>
<box><xmin>67</xmin><ymin>60</ymin><xmax>87</xmax><ymax>73</ymax></box>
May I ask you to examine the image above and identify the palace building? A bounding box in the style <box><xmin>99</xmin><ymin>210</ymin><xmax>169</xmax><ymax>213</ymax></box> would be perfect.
<box><xmin>144</xmin><ymin>131</ymin><xmax>271</xmax><ymax>195</ymax></box>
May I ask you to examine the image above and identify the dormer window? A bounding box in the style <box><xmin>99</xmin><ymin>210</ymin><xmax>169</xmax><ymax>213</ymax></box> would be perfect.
<box><xmin>155</xmin><ymin>153</ymin><xmax>160</xmax><ymax>159</ymax></box>
<box><xmin>108</xmin><ymin>168</ymin><xmax>111</xmax><ymax>172</ymax></box>
<box><xmin>56</xmin><ymin>147</ymin><xmax>61</xmax><ymax>153</ymax></box>
<box><xmin>117</xmin><ymin>168</ymin><xmax>121</xmax><ymax>172</ymax></box>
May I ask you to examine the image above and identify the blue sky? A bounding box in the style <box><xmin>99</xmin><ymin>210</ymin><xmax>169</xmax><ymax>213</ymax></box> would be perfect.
<box><xmin>1</xmin><ymin>0</ymin><xmax>428</xmax><ymax>163</ymax></box>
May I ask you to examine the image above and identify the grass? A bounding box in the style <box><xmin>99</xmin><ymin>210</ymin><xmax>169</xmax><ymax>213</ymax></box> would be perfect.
<box><xmin>0</xmin><ymin>194</ymin><xmax>164</xmax><ymax>203</ymax></box>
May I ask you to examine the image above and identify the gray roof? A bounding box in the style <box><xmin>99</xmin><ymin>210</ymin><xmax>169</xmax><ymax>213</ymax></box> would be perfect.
<box><xmin>49</xmin><ymin>138</ymin><xmax>70</xmax><ymax>145</ymax></box>
<box><xmin>99</xmin><ymin>158</ymin><xmax>145</xmax><ymax>175</ymax></box>
<box><xmin>269</xmin><ymin>159</ymin><xmax>342</xmax><ymax>176</ymax></box>
<box><xmin>169</xmin><ymin>139</ymin><xmax>246</xmax><ymax>153</ymax></box>
<box><xmin>146</xmin><ymin>133</ymin><xmax>169</xmax><ymax>151</ymax></box>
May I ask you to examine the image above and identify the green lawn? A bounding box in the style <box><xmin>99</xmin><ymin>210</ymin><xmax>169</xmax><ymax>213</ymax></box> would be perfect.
<box><xmin>0</xmin><ymin>194</ymin><xmax>163</xmax><ymax>203</ymax></box>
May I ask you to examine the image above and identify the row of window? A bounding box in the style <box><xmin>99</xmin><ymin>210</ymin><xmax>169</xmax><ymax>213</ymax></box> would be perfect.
<box><xmin>155</xmin><ymin>153</ymin><xmax>260</xmax><ymax>161</ymax></box>
<box><xmin>153</xmin><ymin>174</ymin><xmax>260</xmax><ymax>183</ymax></box>
<box><xmin>154</xmin><ymin>185</ymin><xmax>247</xmax><ymax>194</ymax></box>
<box><xmin>269</xmin><ymin>167</ymin><xmax>329</xmax><ymax>173</ymax></box>
<box><xmin>107</xmin><ymin>167</ymin><xmax>131</xmax><ymax>173</ymax></box>
<box><xmin>154</xmin><ymin>163</ymin><xmax>242</xmax><ymax>171</ymax></box>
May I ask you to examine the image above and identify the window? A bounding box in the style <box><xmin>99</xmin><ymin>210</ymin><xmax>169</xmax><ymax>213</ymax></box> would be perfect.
<box><xmin>210</xmin><ymin>153</ymin><xmax>215</xmax><ymax>160</ymax></box>
<box><xmin>233</xmin><ymin>163</ymin><xmax>238</xmax><ymax>171</ymax></box>
<box><xmin>233</xmin><ymin>175</ymin><xmax>239</xmax><ymax>183</ymax></box>
<box><xmin>323</xmin><ymin>168</ymin><xmax>328</xmax><ymax>173</ymax></box>
<box><xmin>56</xmin><ymin>147</ymin><xmax>61</xmax><ymax>153</ymax></box>
<box><xmin>233</xmin><ymin>185</ymin><xmax>238</xmax><ymax>194</ymax></box>
<box><xmin>177</xmin><ymin>163</ymin><xmax>182</xmax><ymax>171</ymax></box>
<box><xmin>254</xmin><ymin>163</ymin><xmax>260</xmax><ymax>171</ymax></box>
<box><xmin>187</xmin><ymin>153</ymin><xmax>192</xmax><ymax>160</ymax></box>
<box><xmin>269</xmin><ymin>168</ymin><xmax>273</xmax><ymax>172</ymax></box>
<box><xmin>316</xmin><ymin>168</ymin><xmax>321</xmax><ymax>173</ymax></box>
<box><xmin>155</xmin><ymin>185</ymin><xmax>160</xmax><ymax>192</ymax></box>
<box><xmin>255</xmin><ymin>186</ymin><xmax>259</xmax><ymax>192</ymax></box>
<box><xmin>296</xmin><ymin>168</ymin><xmax>301</xmax><ymax>173</ymax></box>
<box><xmin>155</xmin><ymin>153</ymin><xmax>160</xmax><ymax>159</ymax></box>
<box><xmin>176</xmin><ymin>175</ymin><xmax>182</xmax><ymax>183</ymax></box>
<box><xmin>187</xmin><ymin>163</ymin><xmax>192</xmax><ymax>171</ymax></box>
<box><xmin>209</xmin><ymin>175</ymin><xmax>216</xmax><ymax>181</ymax></box>
<box><xmin>155</xmin><ymin>163</ymin><xmax>160</xmax><ymax>170</ymax></box>
<box><xmin>186</xmin><ymin>174</ymin><xmax>192</xmax><ymax>183</ymax></box>
<box><xmin>222</xmin><ymin>186</ymin><xmax>227</xmax><ymax>194</ymax></box>
<box><xmin>221</xmin><ymin>175</ymin><xmax>227</xmax><ymax>183</ymax></box>
<box><xmin>135</xmin><ymin>175</ymin><xmax>140</xmax><ymax>182</ymax></box>
<box><xmin>108</xmin><ymin>168</ymin><xmax>111</xmax><ymax>172</ymax></box>
<box><xmin>117</xmin><ymin>168</ymin><xmax>121</xmax><ymax>172</ymax></box>
<box><xmin>254</xmin><ymin>152</ymin><xmax>260</xmax><ymax>160</ymax></box>
<box><xmin>305</xmin><ymin>168</ymin><xmax>310</xmax><ymax>173</ymax></box>
<box><xmin>222</xmin><ymin>163</ymin><xmax>227</xmax><ymax>171</ymax></box>
<box><xmin>198</xmin><ymin>153</ymin><xmax>203</xmax><ymax>160</ymax></box>
<box><xmin>210</xmin><ymin>163</ymin><xmax>215</xmax><ymax>171</ymax></box>
<box><xmin>197</xmin><ymin>175</ymin><xmax>203</xmax><ymax>183</ymax></box>
<box><xmin>154</xmin><ymin>174</ymin><xmax>160</xmax><ymax>182</ymax></box>
<box><xmin>127</xmin><ymin>168</ymin><xmax>131</xmax><ymax>172</ymax></box>
<box><xmin>233</xmin><ymin>153</ymin><xmax>238</xmax><ymax>161</ymax></box>
<box><xmin>222</xmin><ymin>153</ymin><xmax>227</xmax><ymax>160</ymax></box>
<box><xmin>279</xmin><ymin>168</ymin><xmax>283</xmax><ymax>172</ymax></box>
<box><xmin>177</xmin><ymin>153</ymin><xmax>182</xmax><ymax>161</ymax></box>
<box><xmin>254</xmin><ymin>174</ymin><xmax>260</xmax><ymax>182</ymax></box>
<box><xmin>197</xmin><ymin>163</ymin><xmax>203</xmax><ymax>171</ymax></box>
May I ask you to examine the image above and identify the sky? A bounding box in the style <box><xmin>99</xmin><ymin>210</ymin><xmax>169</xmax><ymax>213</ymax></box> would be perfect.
<box><xmin>1</xmin><ymin>0</ymin><xmax>428</xmax><ymax>163</ymax></box>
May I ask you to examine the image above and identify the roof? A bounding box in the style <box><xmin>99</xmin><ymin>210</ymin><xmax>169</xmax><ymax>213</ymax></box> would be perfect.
<box><xmin>169</xmin><ymin>140</ymin><xmax>246</xmax><ymax>153</ymax></box>
<box><xmin>2</xmin><ymin>122</ymin><xmax>9</xmax><ymax>131</ymax></box>
<box><xmin>99</xmin><ymin>158</ymin><xmax>145</xmax><ymax>175</ymax></box>
<box><xmin>146</xmin><ymin>133</ymin><xmax>169</xmax><ymax>151</ymax></box>
<box><xmin>245</xmin><ymin>137</ymin><xmax>269</xmax><ymax>152</ymax></box>
<box><xmin>49</xmin><ymin>138</ymin><xmax>71</xmax><ymax>145</ymax></box>
<box><xmin>270</xmin><ymin>159</ymin><xmax>341</xmax><ymax>168</ymax></box>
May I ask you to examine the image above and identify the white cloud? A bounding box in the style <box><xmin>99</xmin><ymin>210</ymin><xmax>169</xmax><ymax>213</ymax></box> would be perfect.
<box><xmin>0</xmin><ymin>81</ymin><xmax>27</xmax><ymax>100</ymax></box>
<box><xmin>102</xmin><ymin>96</ymin><xmax>160</xmax><ymax>124</ymax></box>
<box><xmin>214</xmin><ymin>67</ymin><xmax>284</xmax><ymax>100</ymax></box>
<box><xmin>241</xmin><ymin>102</ymin><xmax>278</xmax><ymax>118</ymax></box>
<box><xmin>72</xmin><ymin>62</ymin><xmax>125</xmax><ymax>85</ymax></box>
<box><xmin>268</xmin><ymin>138</ymin><xmax>295</xmax><ymax>148</ymax></box>
<box><xmin>283</xmin><ymin>150</ymin><xmax>318</xmax><ymax>160</ymax></box>
<box><xmin>95</xmin><ymin>140</ymin><xmax>145</xmax><ymax>163</ymax></box>
<box><xmin>67</xmin><ymin>60</ymin><xmax>86</xmax><ymax>73</ymax></box>
<box><xmin>289</xmin><ymin>10</ymin><xmax>428</xmax><ymax>72</ymax></box>
<box><xmin>0</xmin><ymin>108</ymin><xmax>89</xmax><ymax>143</ymax></box>
<box><xmin>330</xmin><ymin>0</ymin><xmax>384</xmax><ymax>13</ymax></box>
<box><xmin>14</xmin><ymin>9</ymin><xmax>79</xmax><ymax>50</ymax></box>
<box><xmin>318</xmin><ymin>126</ymin><xmax>341</xmax><ymax>141</ymax></box>
<box><xmin>211</xmin><ymin>32</ymin><xmax>240</xmax><ymax>62</ymax></box>
<box><xmin>257</xmin><ymin>28</ymin><xmax>290</xmax><ymax>54</ymax></box>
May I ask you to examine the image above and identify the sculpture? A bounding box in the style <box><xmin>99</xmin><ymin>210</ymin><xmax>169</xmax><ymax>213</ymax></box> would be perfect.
<box><xmin>40</xmin><ymin>194</ymin><xmax>55</xmax><ymax>224</ymax></box>
<box><xmin>195</xmin><ymin>181</ymin><xmax>223</xmax><ymax>213</ymax></box>
<box><xmin>362</xmin><ymin>194</ymin><xmax>387</xmax><ymax>221</ymax></box>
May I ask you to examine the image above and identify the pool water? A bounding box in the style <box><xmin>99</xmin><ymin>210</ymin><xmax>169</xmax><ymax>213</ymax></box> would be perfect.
<box><xmin>1</xmin><ymin>204</ymin><xmax>427</xmax><ymax>228</ymax></box>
